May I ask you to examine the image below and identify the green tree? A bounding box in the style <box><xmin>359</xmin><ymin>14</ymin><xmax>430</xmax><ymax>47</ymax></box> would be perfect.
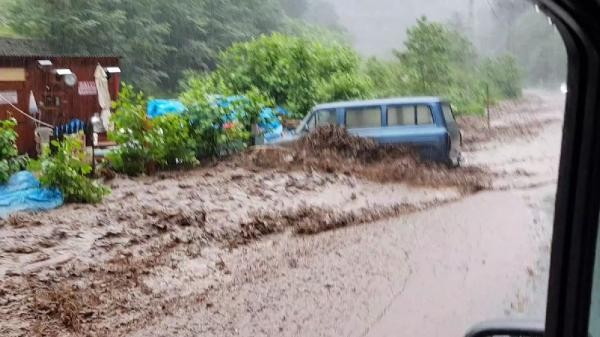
<box><xmin>370</xmin><ymin>17</ymin><xmax>522</xmax><ymax>115</ymax></box>
<box><xmin>480</xmin><ymin>55</ymin><xmax>522</xmax><ymax>99</ymax></box>
<box><xmin>396</xmin><ymin>17</ymin><xmax>453</xmax><ymax>95</ymax></box>
<box><xmin>363</xmin><ymin>57</ymin><xmax>411</xmax><ymax>98</ymax></box>
<box><xmin>8</xmin><ymin>0</ymin><xmax>286</xmax><ymax>93</ymax></box>
<box><xmin>203</xmin><ymin>33</ymin><xmax>372</xmax><ymax>117</ymax></box>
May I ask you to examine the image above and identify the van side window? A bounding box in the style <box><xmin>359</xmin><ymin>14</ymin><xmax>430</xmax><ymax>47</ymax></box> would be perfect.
<box><xmin>387</xmin><ymin>104</ymin><xmax>434</xmax><ymax>126</ymax></box>
<box><xmin>345</xmin><ymin>106</ymin><xmax>382</xmax><ymax>129</ymax></box>
<box><xmin>387</xmin><ymin>106</ymin><xmax>414</xmax><ymax>126</ymax></box>
<box><xmin>305</xmin><ymin>114</ymin><xmax>317</xmax><ymax>131</ymax></box>
<box><xmin>442</xmin><ymin>103</ymin><xmax>455</xmax><ymax>122</ymax></box>
<box><xmin>315</xmin><ymin>109</ymin><xmax>337</xmax><ymax>127</ymax></box>
<box><xmin>416</xmin><ymin>105</ymin><xmax>434</xmax><ymax>125</ymax></box>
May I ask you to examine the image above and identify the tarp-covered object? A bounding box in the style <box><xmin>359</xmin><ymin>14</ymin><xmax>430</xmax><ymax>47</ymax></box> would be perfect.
<box><xmin>0</xmin><ymin>171</ymin><xmax>63</xmax><ymax>218</ymax></box>
<box><xmin>147</xmin><ymin>99</ymin><xmax>187</xmax><ymax>119</ymax></box>
<box><xmin>211</xmin><ymin>96</ymin><xmax>285</xmax><ymax>141</ymax></box>
<box><xmin>258</xmin><ymin>108</ymin><xmax>284</xmax><ymax>143</ymax></box>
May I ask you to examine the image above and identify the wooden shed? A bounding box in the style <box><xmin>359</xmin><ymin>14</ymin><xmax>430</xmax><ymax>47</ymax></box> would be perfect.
<box><xmin>0</xmin><ymin>38</ymin><xmax>120</xmax><ymax>155</ymax></box>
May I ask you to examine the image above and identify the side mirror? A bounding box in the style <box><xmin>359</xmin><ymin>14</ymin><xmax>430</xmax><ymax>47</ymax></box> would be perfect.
<box><xmin>465</xmin><ymin>320</ymin><xmax>544</xmax><ymax>337</ymax></box>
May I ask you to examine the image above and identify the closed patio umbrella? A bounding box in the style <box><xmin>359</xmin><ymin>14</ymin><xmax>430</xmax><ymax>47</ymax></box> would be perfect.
<box><xmin>94</xmin><ymin>64</ymin><xmax>112</xmax><ymax>131</ymax></box>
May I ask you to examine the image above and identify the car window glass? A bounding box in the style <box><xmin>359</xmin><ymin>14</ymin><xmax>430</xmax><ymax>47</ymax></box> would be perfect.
<box><xmin>442</xmin><ymin>103</ymin><xmax>455</xmax><ymax>123</ymax></box>
<box><xmin>346</xmin><ymin>106</ymin><xmax>381</xmax><ymax>129</ymax></box>
<box><xmin>416</xmin><ymin>105</ymin><xmax>434</xmax><ymax>125</ymax></box>
<box><xmin>588</xmin><ymin>215</ymin><xmax>600</xmax><ymax>336</ymax></box>
<box><xmin>305</xmin><ymin>114</ymin><xmax>316</xmax><ymax>132</ymax></box>
<box><xmin>316</xmin><ymin>109</ymin><xmax>337</xmax><ymax>127</ymax></box>
<box><xmin>387</xmin><ymin>106</ymin><xmax>415</xmax><ymax>126</ymax></box>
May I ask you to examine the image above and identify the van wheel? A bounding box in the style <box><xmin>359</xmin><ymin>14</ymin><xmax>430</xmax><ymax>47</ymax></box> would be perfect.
<box><xmin>449</xmin><ymin>153</ymin><xmax>463</xmax><ymax>168</ymax></box>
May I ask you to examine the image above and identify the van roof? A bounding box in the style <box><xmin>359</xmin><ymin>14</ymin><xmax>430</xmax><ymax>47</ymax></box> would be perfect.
<box><xmin>312</xmin><ymin>96</ymin><xmax>445</xmax><ymax>111</ymax></box>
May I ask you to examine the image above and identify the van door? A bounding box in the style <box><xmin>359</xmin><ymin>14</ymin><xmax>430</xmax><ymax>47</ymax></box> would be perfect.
<box><xmin>441</xmin><ymin>103</ymin><xmax>461</xmax><ymax>164</ymax></box>
<box><xmin>344</xmin><ymin>105</ymin><xmax>383</xmax><ymax>138</ymax></box>
<box><xmin>383</xmin><ymin>104</ymin><xmax>447</xmax><ymax>161</ymax></box>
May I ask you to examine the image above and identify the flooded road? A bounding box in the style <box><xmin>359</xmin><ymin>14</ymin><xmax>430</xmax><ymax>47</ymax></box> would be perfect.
<box><xmin>0</xmin><ymin>91</ymin><xmax>564</xmax><ymax>336</ymax></box>
<box><xmin>364</xmin><ymin>190</ymin><xmax>553</xmax><ymax>337</ymax></box>
<box><xmin>364</xmin><ymin>90</ymin><xmax>563</xmax><ymax>337</ymax></box>
<box><xmin>129</xmin><ymin>91</ymin><xmax>564</xmax><ymax>337</ymax></box>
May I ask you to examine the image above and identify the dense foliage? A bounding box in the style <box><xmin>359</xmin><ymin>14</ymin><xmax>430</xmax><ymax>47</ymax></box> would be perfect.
<box><xmin>189</xmin><ymin>33</ymin><xmax>372</xmax><ymax>118</ymax></box>
<box><xmin>180</xmin><ymin>79</ymin><xmax>273</xmax><ymax>157</ymax></box>
<box><xmin>0</xmin><ymin>118</ymin><xmax>28</xmax><ymax>183</ymax></box>
<box><xmin>108</xmin><ymin>81</ymin><xmax>272</xmax><ymax>175</ymax></box>
<box><xmin>107</xmin><ymin>84</ymin><xmax>198</xmax><ymax>175</ymax></box>
<box><xmin>367</xmin><ymin>17</ymin><xmax>522</xmax><ymax>114</ymax></box>
<box><xmin>6</xmin><ymin>0</ymin><xmax>344</xmax><ymax>94</ymax></box>
<box><xmin>39</xmin><ymin>134</ymin><xmax>109</xmax><ymax>204</ymax></box>
<box><xmin>7</xmin><ymin>0</ymin><xmax>284</xmax><ymax>92</ymax></box>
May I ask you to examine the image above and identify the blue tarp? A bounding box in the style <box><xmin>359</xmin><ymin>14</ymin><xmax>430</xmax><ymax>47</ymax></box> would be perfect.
<box><xmin>147</xmin><ymin>99</ymin><xmax>187</xmax><ymax>119</ymax></box>
<box><xmin>0</xmin><ymin>172</ymin><xmax>63</xmax><ymax>218</ymax></box>
<box><xmin>258</xmin><ymin>108</ymin><xmax>284</xmax><ymax>142</ymax></box>
<box><xmin>147</xmin><ymin>96</ymin><xmax>286</xmax><ymax>142</ymax></box>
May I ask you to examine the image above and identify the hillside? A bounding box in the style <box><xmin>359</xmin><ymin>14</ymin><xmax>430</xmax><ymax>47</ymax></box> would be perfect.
<box><xmin>0</xmin><ymin>0</ymin><xmax>18</xmax><ymax>38</ymax></box>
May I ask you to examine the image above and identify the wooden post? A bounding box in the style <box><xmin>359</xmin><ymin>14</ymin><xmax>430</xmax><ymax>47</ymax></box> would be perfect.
<box><xmin>486</xmin><ymin>83</ymin><xmax>491</xmax><ymax>129</ymax></box>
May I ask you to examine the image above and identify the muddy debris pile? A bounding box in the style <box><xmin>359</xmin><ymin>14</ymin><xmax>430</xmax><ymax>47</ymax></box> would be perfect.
<box><xmin>230</xmin><ymin>198</ymin><xmax>456</xmax><ymax>242</ymax></box>
<box><xmin>246</xmin><ymin>125</ymin><xmax>490</xmax><ymax>192</ymax></box>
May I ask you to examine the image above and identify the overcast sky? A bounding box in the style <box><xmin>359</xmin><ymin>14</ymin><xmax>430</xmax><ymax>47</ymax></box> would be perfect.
<box><xmin>323</xmin><ymin>0</ymin><xmax>498</xmax><ymax>56</ymax></box>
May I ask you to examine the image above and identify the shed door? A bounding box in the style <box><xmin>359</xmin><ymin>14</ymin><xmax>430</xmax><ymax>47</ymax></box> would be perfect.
<box><xmin>0</xmin><ymin>82</ymin><xmax>34</xmax><ymax>155</ymax></box>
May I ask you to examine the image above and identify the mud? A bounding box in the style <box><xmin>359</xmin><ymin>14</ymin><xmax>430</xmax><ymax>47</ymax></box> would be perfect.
<box><xmin>244</xmin><ymin>125</ymin><xmax>490</xmax><ymax>192</ymax></box>
<box><xmin>0</xmin><ymin>90</ymin><xmax>564</xmax><ymax>337</ymax></box>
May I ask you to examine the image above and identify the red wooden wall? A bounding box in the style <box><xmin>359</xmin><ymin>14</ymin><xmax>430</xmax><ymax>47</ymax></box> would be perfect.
<box><xmin>0</xmin><ymin>56</ymin><xmax>120</xmax><ymax>155</ymax></box>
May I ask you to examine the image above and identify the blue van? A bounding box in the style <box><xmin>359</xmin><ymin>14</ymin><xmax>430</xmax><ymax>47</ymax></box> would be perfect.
<box><xmin>290</xmin><ymin>97</ymin><xmax>463</xmax><ymax>166</ymax></box>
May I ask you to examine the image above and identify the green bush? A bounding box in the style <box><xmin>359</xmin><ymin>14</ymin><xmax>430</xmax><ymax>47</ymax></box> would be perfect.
<box><xmin>198</xmin><ymin>33</ymin><xmax>372</xmax><ymax>118</ymax></box>
<box><xmin>40</xmin><ymin>134</ymin><xmax>109</xmax><ymax>204</ymax></box>
<box><xmin>0</xmin><ymin>118</ymin><xmax>28</xmax><ymax>183</ymax></box>
<box><xmin>180</xmin><ymin>80</ymin><xmax>272</xmax><ymax>157</ymax></box>
<box><xmin>150</xmin><ymin>115</ymin><xmax>198</xmax><ymax>167</ymax></box>
<box><xmin>107</xmin><ymin>84</ymin><xmax>153</xmax><ymax>175</ymax></box>
<box><xmin>108</xmin><ymin>83</ymin><xmax>198</xmax><ymax>175</ymax></box>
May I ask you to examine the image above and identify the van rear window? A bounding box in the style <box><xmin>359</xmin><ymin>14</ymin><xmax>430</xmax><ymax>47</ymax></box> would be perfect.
<box><xmin>345</xmin><ymin>107</ymin><xmax>381</xmax><ymax>129</ymax></box>
<box><xmin>442</xmin><ymin>103</ymin><xmax>455</xmax><ymax>122</ymax></box>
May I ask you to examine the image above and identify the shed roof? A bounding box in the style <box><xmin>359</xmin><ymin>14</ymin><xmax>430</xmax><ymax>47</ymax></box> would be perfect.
<box><xmin>0</xmin><ymin>38</ymin><xmax>53</xmax><ymax>57</ymax></box>
<box><xmin>0</xmin><ymin>38</ymin><xmax>119</xmax><ymax>58</ymax></box>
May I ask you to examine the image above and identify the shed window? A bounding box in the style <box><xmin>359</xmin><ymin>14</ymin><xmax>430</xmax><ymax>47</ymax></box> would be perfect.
<box><xmin>345</xmin><ymin>107</ymin><xmax>382</xmax><ymax>129</ymax></box>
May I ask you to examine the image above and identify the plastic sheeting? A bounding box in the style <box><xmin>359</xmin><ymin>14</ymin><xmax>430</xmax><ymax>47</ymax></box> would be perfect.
<box><xmin>147</xmin><ymin>99</ymin><xmax>187</xmax><ymax>119</ymax></box>
<box><xmin>0</xmin><ymin>171</ymin><xmax>63</xmax><ymax>219</ymax></box>
<box><xmin>146</xmin><ymin>95</ymin><xmax>286</xmax><ymax>142</ymax></box>
<box><xmin>258</xmin><ymin>108</ymin><xmax>284</xmax><ymax>143</ymax></box>
<box><xmin>54</xmin><ymin>119</ymin><xmax>87</xmax><ymax>138</ymax></box>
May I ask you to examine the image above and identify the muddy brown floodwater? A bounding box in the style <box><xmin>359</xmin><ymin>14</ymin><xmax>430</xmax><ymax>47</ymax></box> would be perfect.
<box><xmin>0</xmin><ymin>90</ymin><xmax>564</xmax><ymax>337</ymax></box>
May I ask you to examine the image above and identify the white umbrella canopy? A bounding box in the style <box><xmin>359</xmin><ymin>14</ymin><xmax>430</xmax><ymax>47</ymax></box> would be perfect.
<box><xmin>94</xmin><ymin>64</ymin><xmax>112</xmax><ymax>131</ymax></box>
